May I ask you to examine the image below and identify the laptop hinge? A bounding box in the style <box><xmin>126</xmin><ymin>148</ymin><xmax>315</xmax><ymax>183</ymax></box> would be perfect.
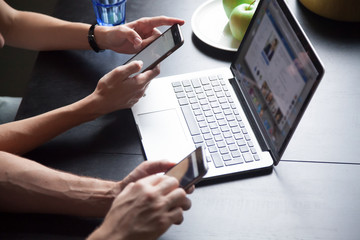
<box><xmin>229</xmin><ymin>77</ymin><xmax>276</xmax><ymax>161</ymax></box>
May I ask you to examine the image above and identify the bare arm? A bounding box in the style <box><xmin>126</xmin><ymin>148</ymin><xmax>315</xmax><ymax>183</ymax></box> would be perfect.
<box><xmin>0</xmin><ymin>2</ymin><xmax>184</xmax><ymax>155</ymax></box>
<box><xmin>0</xmin><ymin>0</ymin><xmax>91</xmax><ymax>51</ymax></box>
<box><xmin>0</xmin><ymin>153</ymin><xmax>182</xmax><ymax>220</ymax></box>
<box><xmin>0</xmin><ymin>151</ymin><xmax>119</xmax><ymax>217</ymax></box>
<box><xmin>0</xmin><ymin>94</ymin><xmax>100</xmax><ymax>155</ymax></box>
<box><xmin>0</xmin><ymin>0</ymin><xmax>184</xmax><ymax>52</ymax></box>
<box><xmin>0</xmin><ymin>151</ymin><xmax>192</xmax><ymax>239</ymax></box>
<box><xmin>0</xmin><ymin>61</ymin><xmax>158</xmax><ymax>155</ymax></box>
<box><xmin>88</xmin><ymin>174</ymin><xmax>191</xmax><ymax>240</ymax></box>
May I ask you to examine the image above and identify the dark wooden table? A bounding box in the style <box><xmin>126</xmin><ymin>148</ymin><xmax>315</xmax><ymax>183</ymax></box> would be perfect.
<box><xmin>1</xmin><ymin>0</ymin><xmax>360</xmax><ymax>239</ymax></box>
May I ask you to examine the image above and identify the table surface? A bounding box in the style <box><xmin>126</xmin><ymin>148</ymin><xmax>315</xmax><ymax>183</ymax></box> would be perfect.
<box><xmin>2</xmin><ymin>0</ymin><xmax>360</xmax><ymax>239</ymax></box>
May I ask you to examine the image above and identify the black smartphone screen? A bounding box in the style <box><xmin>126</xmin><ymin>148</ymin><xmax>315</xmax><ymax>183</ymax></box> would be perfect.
<box><xmin>126</xmin><ymin>24</ymin><xmax>184</xmax><ymax>76</ymax></box>
<box><xmin>165</xmin><ymin>147</ymin><xmax>208</xmax><ymax>189</ymax></box>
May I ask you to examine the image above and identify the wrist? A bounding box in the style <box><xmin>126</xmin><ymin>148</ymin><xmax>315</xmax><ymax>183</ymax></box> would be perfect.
<box><xmin>94</xmin><ymin>25</ymin><xmax>110</xmax><ymax>51</ymax></box>
<box><xmin>88</xmin><ymin>24</ymin><xmax>105</xmax><ymax>52</ymax></box>
<box><xmin>87</xmin><ymin>224</ymin><xmax>126</xmax><ymax>240</ymax></box>
<box><xmin>77</xmin><ymin>92</ymin><xmax>108</xmax><ymax>119</ymax></box>
<box><xmin>64</xmin><ymin>178</ymin><xmax>120</xmax><ymax>217</ymax></box>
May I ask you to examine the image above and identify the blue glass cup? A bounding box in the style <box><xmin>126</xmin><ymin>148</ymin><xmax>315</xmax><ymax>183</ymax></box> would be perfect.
<box><xmin>91</xmin><ymin>0</ymin><xmax>127</xmax><ymax>26</ymax></box>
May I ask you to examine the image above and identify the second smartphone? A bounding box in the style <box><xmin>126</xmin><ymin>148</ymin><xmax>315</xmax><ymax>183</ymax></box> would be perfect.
<box><xmin>165</xmin><ymin>146</ymin><xmax>208</xmax><ymax>190</ymax></box>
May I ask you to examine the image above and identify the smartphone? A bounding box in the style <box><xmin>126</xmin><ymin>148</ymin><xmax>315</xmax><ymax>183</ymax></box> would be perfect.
<box><xmin>125</xmin><ymin>24</ymin><xmax>184</xmax><ymax>77</ymax></box>
<box><xmin>165</xmin><ymin>146</ymin><xmax>208</xmax><ymax>190</ymax></box>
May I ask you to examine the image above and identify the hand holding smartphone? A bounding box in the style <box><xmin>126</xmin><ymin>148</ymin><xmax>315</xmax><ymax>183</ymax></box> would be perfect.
<box><xmin>165</xmin><ymin>146</ymin><xmax>208</xmax><ymax>190</ymax></box>
<box><xmin>125</xmin><ymin>24</ymin><xmax>184</xmax><ymax>77</ymax></box>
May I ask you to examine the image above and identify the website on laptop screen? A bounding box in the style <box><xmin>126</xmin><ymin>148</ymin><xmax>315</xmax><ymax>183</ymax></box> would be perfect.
<box><xmin>232</xmin><ymin>0</ymin><xmax>320</xmax><ymax>154</ymax></box>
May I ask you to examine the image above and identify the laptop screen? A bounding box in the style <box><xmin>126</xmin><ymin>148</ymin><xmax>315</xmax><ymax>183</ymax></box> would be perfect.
<box><xmin>231</xmin><ymin>0</ymin><xmax>324</xmax><ymax>161</ymax></box>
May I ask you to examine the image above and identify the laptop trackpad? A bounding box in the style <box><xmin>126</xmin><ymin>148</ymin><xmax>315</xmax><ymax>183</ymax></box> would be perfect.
<box><xmin>137</xmin><ymin>109</ymin><xmax>194</xmax><ymax>162</ymax></box>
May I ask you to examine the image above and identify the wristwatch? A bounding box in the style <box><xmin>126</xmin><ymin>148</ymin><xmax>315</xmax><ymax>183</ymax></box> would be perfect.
<box><xmin>88</xmin><ymin>24</ymin><xmax>104</xmax><ymax>53</ymax></box>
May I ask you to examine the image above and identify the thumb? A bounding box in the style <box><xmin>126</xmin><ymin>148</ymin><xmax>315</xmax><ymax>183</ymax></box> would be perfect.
<box><xmin>122</xmin><ymin>60</ymin><xmax>143</xmax><ymax>78</ymax></box>
<box><xmin>125</xmin><ymin>28</ymin><xmax>143</xmax><ymax>49</ymax></box>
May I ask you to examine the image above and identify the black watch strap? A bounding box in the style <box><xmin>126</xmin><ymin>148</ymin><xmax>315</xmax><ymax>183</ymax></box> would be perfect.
<box><xmin>88</xmin><ymin>24</ymin><xmax>104</xmax><ymax>53</ymax></box>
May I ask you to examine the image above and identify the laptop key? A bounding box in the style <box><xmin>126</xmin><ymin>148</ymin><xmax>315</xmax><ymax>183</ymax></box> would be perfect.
<box><xmin>191</xmin><ymin>78</ymin><xmax>201</xmax><ymax>88</ymax></box>
<box><xmin>182</xmin><ymin>79</ymin><xmax>191</xmax><ymax>87</ymax></box>
<box><xmin>178</xmin><ymin>98</ymin><xmax>188</xmax><ymax>106</ymax></box>
<box><xmin>200</xmin><ymin>77</ymin><xmax>210</xmax><ymax>85</ymax></box>
<box><xmin>206</xmin><ymin>139</ymin><xmax>215</xmax><ymax>147</ymax></box>
<box><xmin>243</xmin><ymin>152</ymin><xmax>253</xmax><ymax>162</ymax></box>
<box><xmin>193</xmin><ymin>108</ymin><xmax>202</xmax><ymax>116</ymax></box>
<box><xmin>222</xmin><ymin>153</ymin><xmax>232</xmax><ymax>161</ymax></box>
<box><xmin>192</xmin><ymin>135</ymin><xmax>203</xmax><ymax>144</ymax></box>
<box><xmin>219</xmin><ymin>147</ymin><xmax>229</xmax><ymax>154</ymax></box>
<box><xmin>181</xmin><ymin>105</ymin><xmax>201</xmax><ymax>136</ymax></box>
<box><xmin>209</xmin><ymin>75</ymin><xmax>218</xmax><ymax>81</ymax></box>
<box><xmin>211</xmin><ymin>153</ymin><xmax>224</xmax><ymax>168</ymax></box>
<box><xmin>228</xmin><ymin>144</ymin><xmax>238</xmax><ymax>151</ymax></box>
<box><xmin>173</xmin><ymin>86</ymin><xmax>183</xmax><ymax>93</ymax></box>
<box><xmin>224</xmin><ymin>157</ymin><xmax>243</xmax><ymax>166</ymax></box>
<box><xmin>198</xmin><ymin>121</ymin><xmax>207</xmax><ymax>128</ymax></box>
<box><xmin>250</xmin><ymin>147</ymin><xmax>257</xmax><ymax>154</ymax></box>
<box><xmin>172</xmin><ymin>81</ymin><xmax>181</xmax><ymax>87</ymax></box>
<box><xmin>176</xmin><ymin>92</ymin><xmax>186</xmax><ymax>98</ymax></box>
<box><xmin>208</xmin><ymin>146</ymin><xmax>217</xmax><ymax>153</ymax></box>
<box><xmin>184</xmin><ymin>86</ymin><xmax>193</xmax><ymax>93</ymax></box>
<box><xmin>239</xmin><ymin>145</ymin><xmax>249</xmax><ymax>153</ymax></box>
<box><xmin>214</xmin><ymin>134</ymin><xmax>223</xmax><ymax>142</ymax></box>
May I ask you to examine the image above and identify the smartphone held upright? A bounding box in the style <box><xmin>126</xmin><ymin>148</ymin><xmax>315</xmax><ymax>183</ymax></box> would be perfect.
<box><xmin>125</xmin><ymin>24</ymin><xmax>184</xmax><ymax>77</ymax></box>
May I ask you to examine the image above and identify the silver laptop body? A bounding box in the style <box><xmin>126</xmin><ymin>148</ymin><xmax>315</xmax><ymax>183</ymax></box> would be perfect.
<box><xmin>131</xmin><ymin>0</ymin><xmax>324</xmax><ymax>180</ymax></box>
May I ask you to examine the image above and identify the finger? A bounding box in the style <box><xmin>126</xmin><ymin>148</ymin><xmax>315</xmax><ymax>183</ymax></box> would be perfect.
<box><xmin>135</xmin><ymin>64</ymin><xmax>160</xmax><ymax>85</ymax></box>
<box><xmin>144</xmin><ymin>16</ymin><xmax>185</xmax><ymax>29</ymax></box>
<box><xmin>141</xmin><ymin>160</ymin><xmax>176</xmax><ymax>175</ymax></box>
<box><xmin>185</xmin><ymin>185</ymin><xmax>195</xmax><ymax>194</ymax></box>
<box><xmin>123</xmin><ymin>27</ymin><xmax>143</xmax><ymax>49</ymax></box>
<box><xmin>137</xmin><ymin>65</ymin><xmax>160</xmax><ymax>82</ymax></box>
<box><xmin>138</xmin><ymin>174</ymin><xmax>165</xmax><ymax>186</ymax></box>
<box><xmin>166</xmin><ymin>188</ymin><xmax>191</xmax><ymax>211</ymax></box>
<box><xmin>120</xmin><ymin>60</ymin><xmax>143</xmax><ymax>78</ymax></box>
<box><xmin>167</xmin><ymin>207</ymin><xmax>184</xmax><ymax>225</ymax></box>
<box><xmin>126</xmin><ymin>66</ymin><xmax>160</xmax><ymax>107</ymax></box>
<box><xmin>121</xmin><ymin>160</ymin><xmax>176</xmax><ymax>188</ymax></box>
<box><xmin>140</xmin><ymin>28</ymin><xmax>161</xmax><ymax>47</ymax></box>
<box><xmin>155</xmin><ymin>175</ymin><xmax>179</xmax><ymax>195</ymax></box>
<box><xmin>131</xmin><ymin>75</ymin><xmax>156</xmax><ymax>99</ymax></box>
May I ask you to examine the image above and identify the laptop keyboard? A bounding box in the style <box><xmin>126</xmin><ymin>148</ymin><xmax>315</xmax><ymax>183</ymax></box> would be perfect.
<box><xmin>172</xmin><ymin>74</ymin><xmax>261</xmax><ymax>168</ymax></box>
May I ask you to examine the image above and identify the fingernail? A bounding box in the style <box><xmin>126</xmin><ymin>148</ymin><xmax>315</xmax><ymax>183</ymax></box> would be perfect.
<box><xmin>135</xmin><ymin>60</ymin><xmax>143</xmax><ymax>67</ymax></box>
<box><xmin>134</xmin><ymin>37</ymin><xmax>142</xmax><ymax>47</ymax></box>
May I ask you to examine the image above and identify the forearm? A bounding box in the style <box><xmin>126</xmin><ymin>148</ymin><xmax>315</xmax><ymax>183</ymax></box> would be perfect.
<box><xmin>0</xmin><ymin>94</ymin><xmax>101</xmax><ymax>155</ymax></box>
<box><xmin>6</xmin><ymin>11</ymin><xmax>91</xmax><ymax>51</ymax></box>
<box><xmin>0</xmin><ymin>1</ymin><xmax>92</xmax><ymax>51</ymax></box>
<box><xmin>0</xmin><ymin>60</ymin><xmax>146</xmax><ymax>155</ymax></box>
<box><xmin>0</xmin><ymin>151</ymin><xmax>120</xmax><ymax>217</ymax></box>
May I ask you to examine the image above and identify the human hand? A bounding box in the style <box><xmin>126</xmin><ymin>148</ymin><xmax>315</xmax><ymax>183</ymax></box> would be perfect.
<box><xmin>120</xmin><ymin>160</ymin><xmax>175</xmax><ymax>189</ymax></box>
<box><xmin>120</xmin><ymin>160</ymin><xmax>195</xmax><ymax>194</ymax></box>
<box><xmin>88</xmin><ymin>60</ymin><xmax>159</xmax><ymax>116</ymax></box>
<box><xmin>96</xmin><ymin>16</ymin><xmax>185</xmax><ymax>54</ymax></box>
<box><xmin>88</xmin><ymin>174</ymin><xmax>192</xmax><ymax>240</ymax></box>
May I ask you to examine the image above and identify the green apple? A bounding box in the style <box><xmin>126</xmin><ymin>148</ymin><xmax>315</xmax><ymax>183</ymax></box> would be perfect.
<box><xmin>222</xmin><ymin>0</ymin><xmax>254</xmax><ymax>19</ymax></box>
<box><xmin>229</xmin><ymin>2</ymin><xmax>257</xmax><ymax>41</ymax></box>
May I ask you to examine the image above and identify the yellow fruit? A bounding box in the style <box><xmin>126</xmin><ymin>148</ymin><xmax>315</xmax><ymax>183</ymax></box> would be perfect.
<box><xmin>299</xmin><ymin>0</ymin><xmax>360</xmax><ymax>22</ymax></box>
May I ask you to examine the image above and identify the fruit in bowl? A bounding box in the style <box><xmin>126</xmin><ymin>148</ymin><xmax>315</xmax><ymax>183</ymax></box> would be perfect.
<box><xmin>299</xmin><ymin>0</ymin><xmax>360</xmax><ymax>22</ymax></box>
<box><xmin>228</xmin><ymin>1</ymin><xmax>258</xmax><ymax>41</ymax></box>
<box><xmin>222</xmin><ymin>0</ymin><xmax>255</xmax><ymax>19</ymax></box>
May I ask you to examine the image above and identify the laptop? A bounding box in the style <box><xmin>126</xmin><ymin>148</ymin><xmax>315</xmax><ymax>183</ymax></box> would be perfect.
<box><xmin>131</xmin><ymin>0</ymin><xmax>324</xmax><ymax>179</ymax></box>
